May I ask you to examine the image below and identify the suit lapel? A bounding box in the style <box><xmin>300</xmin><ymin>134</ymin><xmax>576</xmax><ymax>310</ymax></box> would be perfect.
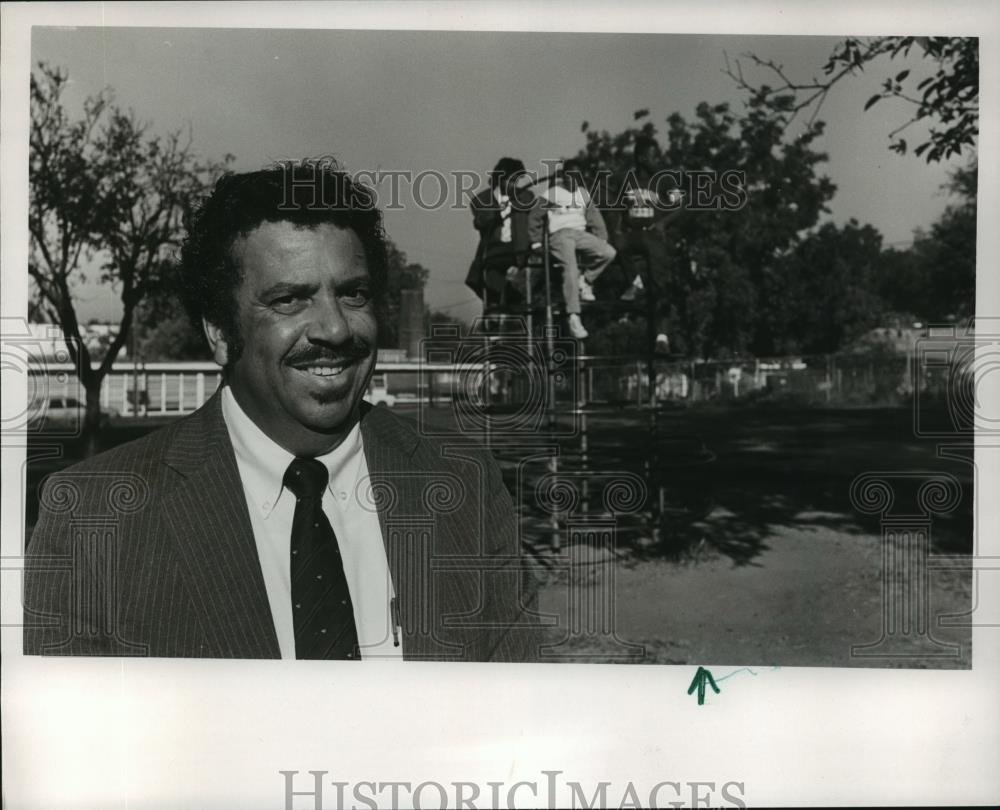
<box><xmin>359</xmin><ymin>402</ymin><xmax>420</xmax><ymax>570</ymax></box>
<box><xmin>360</xmin><ymin>406</ymin><xmax>488</xmax><ymax>660</ymax></box>
<box><xmin>361</xmin><ymin>406</ymin><xmax>458</xmax><ymax>659</ymax></box>
<box><xmin>160</xmin><ymin>392</ymin><xmax>280</xmax><ymax>658</ymax></box>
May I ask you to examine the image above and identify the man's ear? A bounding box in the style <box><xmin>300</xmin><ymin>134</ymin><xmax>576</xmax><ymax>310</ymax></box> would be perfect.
<box><xmin>202</xmin><ymin>319</ymin><xmax>230</xmax><ymax>367</ymax></box>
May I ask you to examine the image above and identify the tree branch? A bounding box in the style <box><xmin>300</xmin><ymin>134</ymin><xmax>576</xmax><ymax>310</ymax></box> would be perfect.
<box><xmin>723</xmin><ymin>37</ymin><xmax>978</xmax><ymax>162</ymax></box>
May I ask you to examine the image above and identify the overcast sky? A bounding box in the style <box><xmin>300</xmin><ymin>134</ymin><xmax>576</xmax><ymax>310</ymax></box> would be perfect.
<box><xmin>32</xmin><ymin>26</ymin><xmax>968</xmax><ymax>324</ymax></box>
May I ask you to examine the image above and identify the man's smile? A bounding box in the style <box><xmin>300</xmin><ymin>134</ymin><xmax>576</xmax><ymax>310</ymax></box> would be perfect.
<box><xmin>288</xmin><ymin>357</ymin><xmax>362</xmax><ymax>383</ymax></box>
<box><xmin>301</xmin><ymin>364</ymin><xmax>348</xmax><ymax>377</ymax></box>
<box><xmin>289</xmin><ymin>357</ymin><xmax>354</xmax><ymax>372</ymax></box>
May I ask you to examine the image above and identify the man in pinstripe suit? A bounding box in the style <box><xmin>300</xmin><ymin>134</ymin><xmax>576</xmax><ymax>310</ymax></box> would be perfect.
<box><xmin>24</xmin><ymin>159</ymin><xmax>541</xmax><ymax>661</ymax></box>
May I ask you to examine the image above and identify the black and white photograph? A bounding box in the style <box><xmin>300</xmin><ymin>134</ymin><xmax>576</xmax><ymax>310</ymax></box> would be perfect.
<box><xmin>3</xmin><ymin>2</ymin><xmax>998</xmax><ymax>808</ymax></box>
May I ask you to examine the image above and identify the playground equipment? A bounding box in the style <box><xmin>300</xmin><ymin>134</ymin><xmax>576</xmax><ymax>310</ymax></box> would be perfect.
<box><xmin>472</xmin><ymin>213</ymin><xmax>715</xmax><ymax>554</ymax></box>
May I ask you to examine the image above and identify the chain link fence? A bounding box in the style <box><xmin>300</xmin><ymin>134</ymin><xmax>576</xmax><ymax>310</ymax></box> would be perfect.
<box><xmin>489</xmin><ymin>349</ymin><xmax>965</xmax><ymax>409</ymax></box>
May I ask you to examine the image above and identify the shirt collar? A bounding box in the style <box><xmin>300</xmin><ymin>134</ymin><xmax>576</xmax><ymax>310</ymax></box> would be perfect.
<box><xmin>220</xmin><ymin>385</ymin><xmax>365</xmax><ymax>519</ymax></box>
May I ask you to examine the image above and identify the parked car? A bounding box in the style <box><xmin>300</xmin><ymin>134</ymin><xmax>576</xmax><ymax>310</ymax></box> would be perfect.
<box><xmin>27</xmin><ymin>396</ymin><xmax>117</xmax><ymax>432</ymax></box>
<box><xmin>366</xmin><ymin>374</ymin><xmax>396</xmax><ymax>407</ymax></box>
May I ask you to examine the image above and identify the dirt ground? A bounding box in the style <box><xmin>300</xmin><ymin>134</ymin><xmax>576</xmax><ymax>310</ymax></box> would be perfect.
<box><xmin>519</xmin><ymin>404</ymin><xmax>974</xmax><ymax>669</ymax></box>
<box><xmin>535</xmin><ymin>521</ymin><xmax>972</xmax><ymax>668</ymax></box>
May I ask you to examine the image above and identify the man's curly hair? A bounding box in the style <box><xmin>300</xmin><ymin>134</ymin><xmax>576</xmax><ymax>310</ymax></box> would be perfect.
<box><xmin>180</xmin><ymin>157</ymin><xmax>389</xmax><ymax>364</ymax></box>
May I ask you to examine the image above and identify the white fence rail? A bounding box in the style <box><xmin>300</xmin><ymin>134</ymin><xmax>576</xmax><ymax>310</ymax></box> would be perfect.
<box><xmin>29</xmin><ymin>362</ymin><xmax>225</xmax><ymax>417</ymax></box>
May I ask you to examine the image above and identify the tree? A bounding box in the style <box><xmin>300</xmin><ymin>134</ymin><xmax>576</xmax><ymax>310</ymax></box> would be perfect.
<box><xmin>725</xmin><ymin>37</ymin><xmax>978</xmax><ymax>162</ymax></box>
<box><xmin>573</xmin><ymin>99</ymin><xmax>836</xmax><ymax>357</ymax></box>
<box><xmin>878</xmin><ymin>159</ymin><xmax>977</xmax><ymax>322</ymax></box>
<box><xmin>765</xmin><ymin>220</ymin><xmax>886</xmax><ymax>355</ymax></box>
<box><xmin>132</xmin><ymin>284</ymin><xmax>212</xmax><ymax>362</ymax></box>
<box><xmin>380</xmin><ymin>241</ymin><xmax>431</xmax><ymax>348</ymax></box>
<box><xmin>29</xmin><ymin>62</ymin><xmax>229</xmax><ymax>448</ymax></box>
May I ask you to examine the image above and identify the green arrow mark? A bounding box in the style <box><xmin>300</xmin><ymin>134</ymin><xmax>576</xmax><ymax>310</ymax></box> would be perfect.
<box><xmin>687</xmin><ymin>666</ymin><xmax>721</xmax><ymax>705</ymax></box>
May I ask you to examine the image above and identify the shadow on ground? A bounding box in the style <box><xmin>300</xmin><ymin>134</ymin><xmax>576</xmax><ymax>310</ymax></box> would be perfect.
<box><xmin>496</xmin><ymin>404</ymin><xmax>973</xmax><ymax>568</ymax></box>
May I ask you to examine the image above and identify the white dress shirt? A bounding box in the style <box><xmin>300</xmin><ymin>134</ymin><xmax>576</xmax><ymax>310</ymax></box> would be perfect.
<box><xmin>494</xmin><ymin>187</ymin><xmax>513</xmax><ymax>243</ymax></box>
<box><xmin>220</xmin><ymin>386</ymin><xmax>402</xmax><ymax>660</ymax></box>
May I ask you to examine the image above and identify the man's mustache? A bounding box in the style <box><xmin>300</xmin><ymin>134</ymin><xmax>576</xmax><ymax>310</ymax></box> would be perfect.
<box><xmin>285</xmin><ymin>338</ymin><xmax>373</xmax><ymax>366</ymax></box>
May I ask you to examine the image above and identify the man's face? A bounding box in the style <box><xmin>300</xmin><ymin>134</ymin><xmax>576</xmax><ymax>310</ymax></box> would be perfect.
<box><xmin>218</xmin><ymin>221</ymin><xmax>378</xmax><ymax>455</ymax></box>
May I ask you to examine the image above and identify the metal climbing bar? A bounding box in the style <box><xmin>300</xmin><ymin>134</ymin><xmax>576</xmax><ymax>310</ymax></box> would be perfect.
<box><xmin>477</xmin><ymin>210</ymin><xmax>680</xmax><ymax>554</ymax></box>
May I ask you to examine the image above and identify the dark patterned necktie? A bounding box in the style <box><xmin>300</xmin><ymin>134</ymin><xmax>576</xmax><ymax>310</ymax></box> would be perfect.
<box><xmin>283</xmin><ymin>457</ymin><xmax>359</xmax><ymax>660</ymax></box>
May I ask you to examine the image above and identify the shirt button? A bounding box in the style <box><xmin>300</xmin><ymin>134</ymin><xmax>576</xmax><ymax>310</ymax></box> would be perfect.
<box><xmin>262</xmin><ymin>501</ymin><xmax>271</xmax><ymax>511</ymax></box>
<box><xmin>339</xmin><ymin>491</ymin><xmax>347</xmax><ymax>501</ymax></box>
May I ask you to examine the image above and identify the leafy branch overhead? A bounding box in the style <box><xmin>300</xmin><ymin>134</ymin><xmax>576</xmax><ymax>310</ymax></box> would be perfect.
<box><xmin>724</xmin><ymin>37</ymin><xmax>978</xmax><ymax>162</ymax></box>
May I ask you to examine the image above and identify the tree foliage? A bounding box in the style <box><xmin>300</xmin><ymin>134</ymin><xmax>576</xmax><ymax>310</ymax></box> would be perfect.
<box><xmin>877</xmin><ymin>160</ymin><xmax>977</xmax><ymax>323</ymax></box>
<box><xmin>725</xmin><ymin>37</ymin><xmax>978</xmax><ymax>162</ymax></box>
<box><xmin>380</xmin><ymin>241</ymin><xmax>431</xmax><ymax>348</ymax></box>
<box><xmin>764</xmin><ymin>220</ymin><xmax>886</xmax><ymax>355</ymax></box>
<box><xmin>574</xmin><ymin>100</ymin><xmax>836</xmax><ymax>357</ymax></box>
<box><xmin>570</xmin><ymin>100</ymin><xmax>974</xmax><ymax>358</ymax></box>
<box><xmin>132</xmin><ymin>287</ymin><xmax>212</xmax><ymax>362</ymax></box>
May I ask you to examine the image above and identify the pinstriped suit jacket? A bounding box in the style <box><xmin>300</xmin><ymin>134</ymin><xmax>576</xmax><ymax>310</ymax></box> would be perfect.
<box><xmin>23</xmin><ymin>392</ymin><xmax>542</xmax><ymax>661</ymax></box>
